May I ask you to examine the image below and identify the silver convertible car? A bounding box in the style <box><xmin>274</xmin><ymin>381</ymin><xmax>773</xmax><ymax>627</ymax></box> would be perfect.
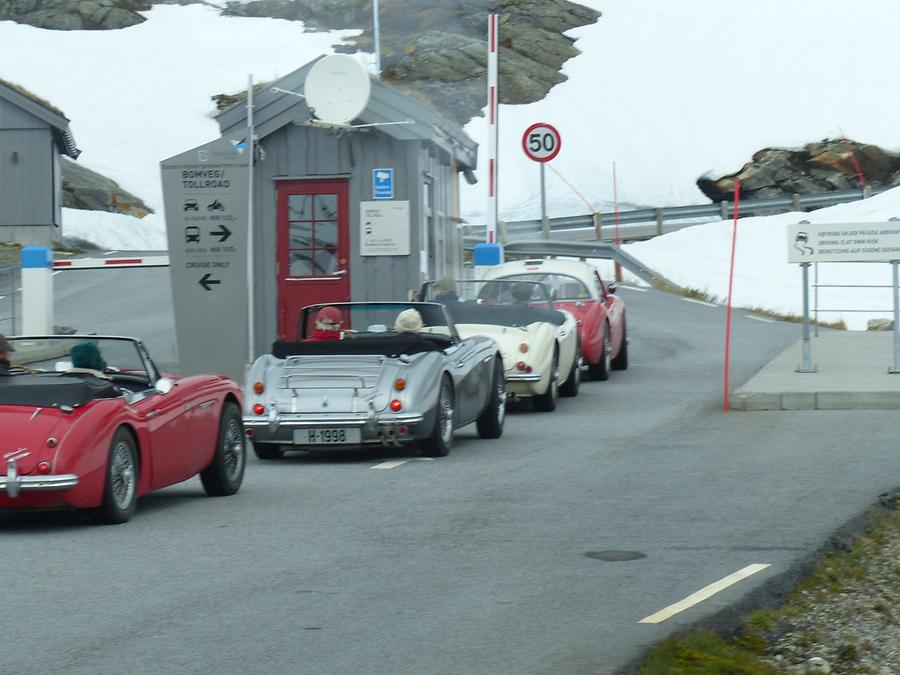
<box><xmin>243</xmin><ymin>302</ymin><xmax>506</xmax><ymax>458</ymax></box>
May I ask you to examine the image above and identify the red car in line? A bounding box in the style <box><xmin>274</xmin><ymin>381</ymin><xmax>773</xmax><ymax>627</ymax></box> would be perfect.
<box><xmin>482</xmin><ymin>258</ymin><xmax>628</xmax><ymax>380</ymax></box>
<box><xmin>0</xmin><ymin>336</ymin><xmax>245</xmax><ymax>524</ymax></box>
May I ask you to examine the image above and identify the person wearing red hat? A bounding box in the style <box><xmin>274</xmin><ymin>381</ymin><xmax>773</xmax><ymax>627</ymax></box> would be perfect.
<box><xmin>306</xmin><ymin>306</ymin><xmax>344</xmax><ymax>341</ymax></box>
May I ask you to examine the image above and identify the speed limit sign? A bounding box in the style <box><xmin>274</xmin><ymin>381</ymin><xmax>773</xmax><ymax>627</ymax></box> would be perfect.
<box><xmin>522</xmin><ymin>122</ymin><xmax>561</xmax><ymax>163</ymax></box>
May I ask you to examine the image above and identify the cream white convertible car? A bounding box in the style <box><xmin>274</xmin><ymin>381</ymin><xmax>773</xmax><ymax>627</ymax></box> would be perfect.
<box><xmin>422</xmin><ymin>279</ymin><xmax>580</xmax><ymax>412</ymax></box>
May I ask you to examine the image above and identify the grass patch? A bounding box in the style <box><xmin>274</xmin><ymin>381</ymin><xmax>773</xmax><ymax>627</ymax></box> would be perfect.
<box><xmin>741</xmin><ymin>305</ymin><xmax>846</xmax><ymax>330</ymax></box>
<box><xmin>635</xmin><ymin>505</ymin><xmax>900</xmax><ymax>673</ymax></box>
<box><xmin>637</xmin><ymin>631</ymin><xmax>779</xmax><ymax>674</ymax></box>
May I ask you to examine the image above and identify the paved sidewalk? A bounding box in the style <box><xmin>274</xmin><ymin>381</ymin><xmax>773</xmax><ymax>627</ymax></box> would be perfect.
<box><xmin>734</xmin><ymin>332</ymin><xmax>900</xmax><ymax>410</ymax></box>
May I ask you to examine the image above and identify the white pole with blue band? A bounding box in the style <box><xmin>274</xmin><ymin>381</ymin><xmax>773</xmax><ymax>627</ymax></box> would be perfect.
<box><xmin>21</xmin><ymin>246</ymin><xmax>53</xmax><ymax>335</ymax></box>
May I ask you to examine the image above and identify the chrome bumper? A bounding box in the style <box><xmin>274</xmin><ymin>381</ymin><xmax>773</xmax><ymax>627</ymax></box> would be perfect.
<box><xmin>505</xmin><ymin>372</ymin><xmax>542</xmax><ymax>383</ymax></box>
<box><xmin>0</xmin><ymin>460</ymin><xmax>78</xmax><ymax>499</ymax></box>
<box><xmin>243</xmin><ymin>412</ymin><xmax>425</xmax><ymax>430</ymax></box>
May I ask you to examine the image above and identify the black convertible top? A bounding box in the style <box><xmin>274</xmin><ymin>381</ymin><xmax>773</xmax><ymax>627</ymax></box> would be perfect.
<box><xmin>444</xmin><ymin>302</ymin><xmax>565</xmax><ymax>327</ymax></box>
<box><xmin>273</xmin><ymin>333</ymin><xmax>448</xmax><ymax>359</ymax></box>
<box><xmin>0</xmin><ymin>374</ymin><xmax>119</xmax><ymax>408</ymax></box>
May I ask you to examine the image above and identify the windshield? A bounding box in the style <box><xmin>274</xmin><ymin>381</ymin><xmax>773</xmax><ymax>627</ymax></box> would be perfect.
<box><xmin>298</xmin><ymin>303</ymin><xmax>454</xmax><ymax>340</ymax></box>
<box><xmin>494</xmin><ymin>273</ymin><xmax>592</xmax><ymax>301</ymax></box>
<box><xmin>7</xmin><ymin>337</ymin><xmax>153</xmax><ymax>378</ymax></box>
<box><xmin>421</xmin><ymin>280</ymin><xmax>565</xmax><ymax>328</ymax></box>
<box><xmin>422</xmin><ymin>279</ymin><xmax>555</xmax><ymax>309</ymax></box>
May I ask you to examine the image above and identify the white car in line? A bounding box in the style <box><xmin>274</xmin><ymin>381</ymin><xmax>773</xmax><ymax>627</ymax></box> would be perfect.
<box><xmin>422</xmin><ymin>279</ymin><xmax>580</xmax><ymax>412</ymax></box>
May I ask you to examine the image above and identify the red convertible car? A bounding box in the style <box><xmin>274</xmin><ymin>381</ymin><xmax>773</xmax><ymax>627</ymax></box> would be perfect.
<box><xmin>0</xmin><ymin>336</ymin><xmax>245</xmax><ymax>524</ymax></box>
<box><xmin>482</xmin><ymin>258</ymin><xmax>628</xmax><ymax>380</ymax></box>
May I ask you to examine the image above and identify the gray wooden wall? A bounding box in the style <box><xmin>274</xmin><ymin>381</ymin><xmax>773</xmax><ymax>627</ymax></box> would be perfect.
<box><xmin>0</xmin><ymin>97</ymin><xmax>59</xmax><ymax>230</ymax></box>
<box><xmin>250</xmin><ymin>124</ymin><xmax>460</xmax><ymax>354</ymax></box>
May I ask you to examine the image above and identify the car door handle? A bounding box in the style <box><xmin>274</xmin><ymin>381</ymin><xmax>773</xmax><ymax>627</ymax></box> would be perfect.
<box><xmin>145</xmin><ymin>409</ymin><xmax>160</xmax><ymax>419</ymax></box>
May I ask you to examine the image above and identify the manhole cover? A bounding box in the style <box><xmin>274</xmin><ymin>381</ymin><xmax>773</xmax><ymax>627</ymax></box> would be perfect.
<box><xmin>585</xmin><ymin>550</ymin><xmax>646</xmax><ymax>562</ymax></box>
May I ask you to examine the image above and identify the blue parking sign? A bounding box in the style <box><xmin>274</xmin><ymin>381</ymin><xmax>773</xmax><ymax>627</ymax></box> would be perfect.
<box><xmin>373</xmin><ymin>168</ymin><xmax>394</xmax><ymax>199</ymax></box>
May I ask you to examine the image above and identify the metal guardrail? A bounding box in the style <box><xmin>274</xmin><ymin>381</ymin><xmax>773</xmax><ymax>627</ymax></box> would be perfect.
<box><xmin>0</xmin><ymin>266</ymin><xmax>18</xmax><ymax>334</ymax></box>
<box><xmin>464</xmin><ymin>187</ymin><xmax>889</xmax><ymax>245</ymax></box>
<box><xmin>500</xmin><ymin>240</ymin><xmax>674</xmax><ymax>288</ymax></box>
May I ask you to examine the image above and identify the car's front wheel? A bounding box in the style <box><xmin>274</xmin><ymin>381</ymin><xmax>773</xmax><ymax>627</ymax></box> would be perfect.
<box><xmin>611</xmin><ymin>318</ymin><xmax>629</xmax><ymax>371</ymax></box>
<box><xmin>91</xmin><ymin>428</ymin><xmax>139</xmax><ymax>525</ymax></box>
<box><xmin>476</xmin><ymin>358</ymin><xmax>506</xmax><ymax>439</ymax></box>
<box><xmin>201</xmin><ymin>402</ymin><xmax>246</xmax><ymax>496</ymax></box>
<box><xmin>421</xmin><ymin>374</ymin><xmax>454</xmax><ymax>457</ymax></box>
<box><xmin>560</xmin><ymin>344</ymin><xmax>582</xmax><ymax>398</ymax></box>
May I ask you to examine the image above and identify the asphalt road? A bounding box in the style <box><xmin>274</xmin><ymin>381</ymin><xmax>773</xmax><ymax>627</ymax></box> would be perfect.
<box><xmin>3</xmin><ymin>273</ymin><xmax>900</xmax><ymax>674</ymax></box>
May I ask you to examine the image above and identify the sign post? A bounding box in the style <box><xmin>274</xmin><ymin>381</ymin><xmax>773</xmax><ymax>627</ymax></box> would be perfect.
<box><xmin>160</xmin><ymin>137</ymin><xmax>249</xmax><ymax>382</ymax></box>
<box><xmin>521</xmin><ymin>122</ymin><xmax>561</xmax><ymax>241</ymax></box>
<box><xmin>787</xmin><ymin>220</ymin><xmax>900</xmax><ymax>374</ymax></box>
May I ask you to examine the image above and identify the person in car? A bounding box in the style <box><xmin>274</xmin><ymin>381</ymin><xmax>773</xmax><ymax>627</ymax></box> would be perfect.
<box><xmin>432</xmin><ymin>277</ymin><xmax>460</xmax><ymax>304</ymax></box>
<box><xmin>0</xmin><ymin>334</ymin><xmax>13</xmax><ymax>375</ymax></box>
<box><xmin>394</xmin><ymin>308</ymin><xmax>424</xmax><ymax>333</ymax></box>
<box><xmin>511</xmin><ymin>282</ymin><xmax>534</xmax><ymax>306</ymax></box>
<box><xmin>70</xmin><ymin>341</ymin><xmax>108</xmax><ymax>372</ymax></box>
<box><xmin>306</xmin><ymin>306</ymin><xmax>344</xmax><ymax>341</ymax></box>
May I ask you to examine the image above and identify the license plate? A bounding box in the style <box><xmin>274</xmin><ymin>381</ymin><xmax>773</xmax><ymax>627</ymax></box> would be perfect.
<box><xmin>294</xmin><ymin>428</ymin><xmax>361</xmax><ymax>445</ymax></box>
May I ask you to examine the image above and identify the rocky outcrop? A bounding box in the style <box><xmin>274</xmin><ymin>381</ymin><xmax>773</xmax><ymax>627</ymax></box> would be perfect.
<box><xmin>62</xmin><ymin>158</ymin><xmax>153</xmax><ymax>218</ymax></box>
<box><xmin>223</xmin><ymin>0</ymin><xmax>600</xmax><ymax>123</ymax></box>
<box><xmin>0</xmin><ymin>0</ymin><xmax>150</xmax><ymax>30</ymax></box>
<box><xmin>698</xmin><ymin>139</ymin><xmax>900</xmax><ymax>202</ymax></box>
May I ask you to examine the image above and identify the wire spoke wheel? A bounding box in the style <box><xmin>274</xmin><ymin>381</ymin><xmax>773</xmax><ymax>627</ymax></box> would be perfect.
<box><xmin>439</xmin><ymin>379</ymin><xmax>454</xmax><ymax>445</ymax></box>
<box><xmin>110</xmin><ymin>440</ymin><xmax>136</xmax><ymax>511</ymax></box>
<box><xmin>222</xmin><ymin>418</ymin><xmax>245</xmax><ymax>482</ymax></box>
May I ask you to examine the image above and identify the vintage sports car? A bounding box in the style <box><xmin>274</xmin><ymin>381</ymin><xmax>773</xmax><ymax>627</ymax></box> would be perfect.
<box><xmin>0</xmin><ymin>336</ymin><xmax>245</xmax><ymax>524</ymax></box>
<box><xmin>481</xmin><ymin>258</ymin><xmax>628</xmax><ymax>380</ymax></box>
<box><xmin>421</xmin><ymin>279</ymin><xmax>580</xmax><ymax>412</ymax></box>
<box><xmin>243</xmin><ymin>302</ymin><xmax>506</xmax><ymax>459</ymax></box>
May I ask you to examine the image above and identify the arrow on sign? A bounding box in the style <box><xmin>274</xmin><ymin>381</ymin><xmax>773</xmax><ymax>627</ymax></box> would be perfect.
<box><xmin>199</xmin><ymin>273</ymin><xmax>221</xmax><ymax>291</ymax></box>
<box><xmin>211</xmin><ymin>224</ymin><xmax>232</xmax><ymax>243</ymax></box>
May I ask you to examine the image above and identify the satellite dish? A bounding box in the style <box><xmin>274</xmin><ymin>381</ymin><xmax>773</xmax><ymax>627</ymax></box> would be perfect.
<box><xmin>304</xmin><ymin>54</ymin><xmax>371</xmax><ymax>126</ymax></box>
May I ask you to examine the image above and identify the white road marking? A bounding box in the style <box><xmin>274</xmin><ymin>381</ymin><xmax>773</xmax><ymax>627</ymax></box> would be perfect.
<box><xmin>745</xmin><ymin>315</ymin><xmax>776</xmax><ymax>324</ymax></box>
<box><xmin>104</xmin><ymin>250</ymin><xmax>119</xmax><ymax>256</ymax></box>
<box><xmin>619</xmin><ymin>285</ymin><xmax>648</xmax><ymax>292</ymax></box>
<box><xmin>52</xmin><ymin>270</ymin><xmax>62</xmax><ymax>276</ymax></box>
<box><xmin>681</xmin><ymin>297</ymin><xmax>719</xmax><ymax>308</ymax></box>
<box><xmin>15</xmin><ymin>287</ymin><xmax>21</xmax><ymax>293</ymax></box>
<box><xmin>638</xmin><ymin>563</ymin><xmax>771</xmax><ymax>624</ymax></box>
<box><xmin>0</xmin><ymin>296</ymin><xmax>4</xmax><ymax>300</ymax></box>
<box><xmin>371</xmin><ymin>458</ymin><xmax>434</xmax><ymax>470</ymax></box>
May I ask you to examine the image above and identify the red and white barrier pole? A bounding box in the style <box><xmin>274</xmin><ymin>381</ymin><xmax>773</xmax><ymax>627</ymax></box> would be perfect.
<box><xmin>486</xmin><ymin>12</ymin><xmax>499</xmax><ymax>244</ymax></box>
<box><xmin>724</xmin><ymin>179</ymin><xmax>741</xmax><ymax>411</ymax></box>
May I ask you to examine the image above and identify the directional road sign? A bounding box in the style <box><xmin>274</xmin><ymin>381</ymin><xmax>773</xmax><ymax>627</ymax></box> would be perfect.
<box><xmin>522</xmin><ymin>123</ymin><xmax>561</xmax><ymax>163</ymax></box>
<box><xmin>160</xmin><ymin>137</ymin><xmax>249</xmax><ymax>381</ymax></box>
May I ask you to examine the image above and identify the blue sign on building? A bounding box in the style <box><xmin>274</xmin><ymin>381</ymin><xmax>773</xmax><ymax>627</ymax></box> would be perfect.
<box><xmin>373</xmin><ymin>168</ymin><xmax>394</xmax><ymax>199</ymax></box>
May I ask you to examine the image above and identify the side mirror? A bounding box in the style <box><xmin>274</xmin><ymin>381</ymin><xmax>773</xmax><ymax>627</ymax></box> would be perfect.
<box><xmin>155</xmin><ymin>377</ymin><xmax>174</xmax><ymax>395</ymax></box>
<box><xmin>607</xmin><ymin>283</ymin><xmax>617</xmax><ymax>295</ymax></box>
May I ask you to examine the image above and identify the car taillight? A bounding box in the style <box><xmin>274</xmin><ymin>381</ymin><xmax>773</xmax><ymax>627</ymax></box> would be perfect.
<box><xmin>36</xmin><ymin>461</ymin><xmax>51</xmax><ymax>475</ymax></box>
<box><xmin>390</xmin><ymin>399</ymin><xmax>402</xmax><ymax>412</ymax></box>
<box><xmin>253</xmin><ymin>403</ymin><xmax>265</xmax><ymax>415</ymax></box>
<box><xmin>517</xmin><ymin>361</ymin><xmax>527</xmax><ymax>371</ymax></box>
<box><xmin>394</xmin><ymin>378</ymin><xmax>406</xmax><ymax>391</ymax></box>
<box><xmin>253</xmin><ymin>381</ymin><xmax>265</xmax><ymax>394</ymax></box>
<box><xmin>519</xmin><ymin>342</ymin><xmax>529</xmax><ymax>353</ymax></box>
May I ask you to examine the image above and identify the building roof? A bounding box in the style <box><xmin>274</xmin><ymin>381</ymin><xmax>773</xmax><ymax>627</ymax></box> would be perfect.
<box><xmin>215</xmin><ymin>58</ymin><xmax>478</xmax><ymax>172</ymax></box>
<box><xmin>0</xmin><ymin>79</ymin><xmax>80</xmax><ymax>159</ymax></box>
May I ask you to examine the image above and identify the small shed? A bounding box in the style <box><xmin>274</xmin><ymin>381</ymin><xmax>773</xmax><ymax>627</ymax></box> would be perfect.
<box><xmin>0</xmin><ymin>79</ymin><xmax>80</xmax><ymax>245</ymax></box>
<box><xmin>215</xmin><ymin>57</ymin><xmax>478</xmax><ymax>349</ymax></box>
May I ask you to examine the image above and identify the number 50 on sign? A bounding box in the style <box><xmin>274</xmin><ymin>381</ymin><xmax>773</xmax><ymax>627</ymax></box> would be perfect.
<box><xmin>522</xmin><ymin>122</ymin><xmax>561</xmax><ymax>163</ymax></box>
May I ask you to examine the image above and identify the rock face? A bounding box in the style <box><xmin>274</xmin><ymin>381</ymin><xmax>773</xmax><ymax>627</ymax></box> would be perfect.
<box><xmin>0</xmin><ymin>0</ymin><xmax>150</xmax><ymax>30</ymax></box>
<box><xmin>223</xmin><ymin>0</ymin><xmax>601</xmax><ymax>124</ymax></box>
<box><xmin>62</xmin><ymin>158</ymin><xmax>153</xmax><ymax>218</ymax></box>
<box><xmin>698</xmin><ymin>139</ymin><xmax>900</xmax><ymax>202</ymax></box>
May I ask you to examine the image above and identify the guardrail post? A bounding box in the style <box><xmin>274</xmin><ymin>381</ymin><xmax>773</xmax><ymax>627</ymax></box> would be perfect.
<box><xmin>655</xmin><ymin>208</ymin><xmax>663</xmax><ymax>237</ymax></box>
<box><xmin>892</xmin><ymin>260</ymin><xmax>900</xmax><ymax>373</ymax></box>
<box><xmin>592</xmin><ymin>212</ymin><xmax>601</xmax><ymax>241</ymax></box>
<box><xmin>792</xmin><ymin>194</ymin><xmax>801</xmax><ymax>211</ymax></box>
<box><xmin>863</xmin><ymin>185</ymin><xmax>872</xmax><ymax>199</ymax></box>
<box><xmin>720</xmin><ymin>201</ymin><xmax>729</xmax><ymax>220</ymax></box>
<box><xmin>499</xmin><ymin>220</ymin><xmax>508</xmax><ymax>245</ymax></box>
<box><xmin>797</xmin><ymin>262</ymin><xmax>816</xmax><ymax>373</ymax></box>
<box><xmin>21</xmin><ymin>246</ymin><xmax>53</xmax><ymax>335</ymax></box>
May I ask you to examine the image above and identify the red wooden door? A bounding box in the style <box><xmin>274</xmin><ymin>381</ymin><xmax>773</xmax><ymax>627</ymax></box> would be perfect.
<box><xmin>276</xmin><ymin>180</ymin><xmax>351</xmax><ymax>340</ymax></box>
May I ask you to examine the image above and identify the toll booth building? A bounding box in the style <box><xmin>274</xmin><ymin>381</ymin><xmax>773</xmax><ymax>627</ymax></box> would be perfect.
<box><xmin>0</xmin><ymin>79</ymin><xmax>80</xmax><ymax>245</ymax></box>
<box><xmin>215</xmin><ymin>61</ymin><xmax>478</xmax><ymax>347</ymax></box>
